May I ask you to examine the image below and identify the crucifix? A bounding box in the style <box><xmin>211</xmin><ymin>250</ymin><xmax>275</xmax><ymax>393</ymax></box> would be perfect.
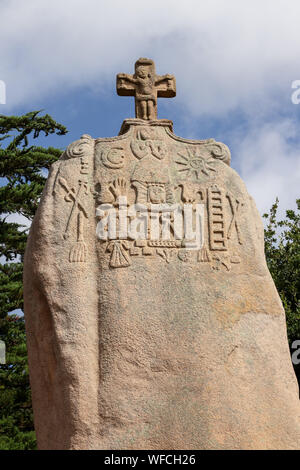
<box><xmin>117</xmin><ymin>58</ymin><xmax>176</xmax><ymax>120</ymax></box>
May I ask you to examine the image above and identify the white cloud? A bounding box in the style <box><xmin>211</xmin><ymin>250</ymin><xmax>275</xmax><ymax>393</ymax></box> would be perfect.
<box><xmin>0</xmin><ymin>0</ymin><xmax>299</xmax><ymax>213</ymax></box>
<box><xmin>0</xmin><ymin>0</ymin><xmax>300</xmax><ymax>116</ymax></box>
<box><xmin>0</xmin><ymin>214</ymin><xmax>31</xmax><ymax>264</ymax></box>
<box><xmin>232</xmin><ymin>118</ymin><xmax>300</xmax><ymax>216</ymax></box>
<box><xmin>4</xmin><ymin>213</ymin><xmax>31</xmax><ymax>230</ymax></box>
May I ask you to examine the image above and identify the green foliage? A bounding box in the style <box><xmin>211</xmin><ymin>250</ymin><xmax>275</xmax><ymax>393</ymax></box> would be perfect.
<box><xmin>0</xmin><ymin>316</ymin><xmax>36</xmax><ymax>450</ymax></box>
<box><xmin>0</xmin><ymin>111</ymin><xmax>67</xmax><ymax>450</ymax></box>
<box><xmin>0</xmin><ymin>111</ymin><xmax>66</xmax><ymax>222</ymax></box>
<box><xmin>263</xmin><ymin>198</ymin><xmax>300</xmax><ymax>381</ymax></box>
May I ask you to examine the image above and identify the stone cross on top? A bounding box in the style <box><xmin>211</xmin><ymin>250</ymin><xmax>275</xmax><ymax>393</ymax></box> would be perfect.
<box><xmin>117</xmin><ymin>58</ymin><xmax>176</xmax><ymax>121</ymax></box>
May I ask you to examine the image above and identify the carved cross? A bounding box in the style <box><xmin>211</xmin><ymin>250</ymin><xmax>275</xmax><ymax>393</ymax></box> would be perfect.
<box><xmin>117</xmin><ymin>58</ymin><xmax>176</xmax><ymax>120</ymax></box>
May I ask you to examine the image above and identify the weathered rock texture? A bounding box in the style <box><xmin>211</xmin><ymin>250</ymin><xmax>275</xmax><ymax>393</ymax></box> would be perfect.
<box><xmin>24</xmin><ymin>61</ymin><xmax>300</xmax><ymax>450</ymax></box>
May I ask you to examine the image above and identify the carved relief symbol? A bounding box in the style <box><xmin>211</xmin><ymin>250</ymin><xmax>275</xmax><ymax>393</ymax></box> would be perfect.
<box><xmin>211</xmin><ymin>253</ymin><xmax>241</xmax><ymax>272</ymax></box>
<box><xmin>130</xmin><ymin>128</ymin><xmax>173</xmax><ymax>204</ymax></box>
<box><xmin>106</xmin><ymin>240</ymin><xmax>131</xmax><ymax>268</ymax></box>
<box><xmin>198</xmin><ymin>245</ymin><xmax>211</xmax><ymax>262</ymax></box>
<box><xmin>212</xmin><ymin>254</ymin><xmax>231</xmax><ymax>272</ymax></box>
<box><xmin>130</xmin><ymin>240</ymin><xmax>153</xmax><ymax>256</ymax></box>
<box><xmin>80</xmin><ymin>156</ymin><xmax>89</xmax><ymax>174</ymax></box>
<box><xmin>175</xmin><ymin>147</ymin><xmax>216</xmax><ymax>179</ymax></box>
<box><xmin>132</xmin><ymin>181</ymin><xmax>174</xmax><ymax>204</ymax></box>
<box><xmin>231</xmin><ymin>255</ymin><xmax>241</xmax><ymax>264</ymax></box>
<box><xmin>130</xmin><ymin>128</ymin><xmax>168</xmax><ymax>161</ymax></box>
<box><xmin>178</xmin><ymin>250</ymin><xmax>193</xmax><ymax>262</ymax></box>
<box><xmin>58</xmin><ymin>177</ymin><xmax>89</xmax><ymax>263</ymax></box>
<box><xmin>157</xmin><ymin>248</ymin><xmax>175</xmax><ymax>263</ymax></box>
<box><xmin>101</xmin><ymin>146</ymin><xmax>125</xmax><ymax>169</ymax></box>
<box><xmin>207</xmin><ymin>185</ymin><xmax>227</xmax><ymax>251</ymax></box>
<box><xmin>176</xmin><ymin>182</ymin><xmax>204</xmax><ymax>203</ymax></box>
<box><xmin>109</xmin><ymin>177</ymin><xmax>128</xmax><ymax>202</ymax></box>
<box><xmin>69</xmin><ymin>212</ymin><xmax>86</xmax><ymax>262</ymax></box>
<box><xmin>226</xmin><ymin>194</ymin><xmax>243</xmax><ymax>245</ymax></box>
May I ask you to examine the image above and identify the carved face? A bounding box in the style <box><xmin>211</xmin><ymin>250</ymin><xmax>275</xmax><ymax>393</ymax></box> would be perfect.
<box><xmin>148</xmin><ymin>185</ymin><xmax>166</xmax><ymax>203</ymax></box>
<box><xmin>136</xmin><ymin>66</ymin><xmax>152</xmax><ymax>80</ymax></box>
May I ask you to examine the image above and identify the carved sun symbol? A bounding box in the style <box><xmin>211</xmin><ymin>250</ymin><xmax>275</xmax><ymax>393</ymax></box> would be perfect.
<box><xmin>175</xmin><ymin>148</ymin><xmax>216</xmax><ymax>179</ymax></box>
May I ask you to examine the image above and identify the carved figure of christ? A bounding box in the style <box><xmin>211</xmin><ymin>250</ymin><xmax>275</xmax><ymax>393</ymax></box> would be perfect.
<box><xmin>117</xmin><ymin>58</ymin><xmax>176</xmax><ymax>120</ymax></box>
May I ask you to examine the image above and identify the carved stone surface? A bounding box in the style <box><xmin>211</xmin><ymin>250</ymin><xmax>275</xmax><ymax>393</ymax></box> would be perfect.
<box><xmin>24</xmin><ymin>64</ymin><xmax>300</xmax><ymax>450</ymax></box>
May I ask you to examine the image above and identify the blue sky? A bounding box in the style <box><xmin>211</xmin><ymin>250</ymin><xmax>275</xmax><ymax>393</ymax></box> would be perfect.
<box><xmin>1</xmin><ymin>0</ymin><xmax>300</xmax><ymax>220</ymax></box>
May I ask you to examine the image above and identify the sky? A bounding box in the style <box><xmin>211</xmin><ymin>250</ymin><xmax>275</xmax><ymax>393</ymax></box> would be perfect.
<box><xmin>1</xmin><ymin>0</ymin><xmax>300</xmax><ymax>220</ymax></box>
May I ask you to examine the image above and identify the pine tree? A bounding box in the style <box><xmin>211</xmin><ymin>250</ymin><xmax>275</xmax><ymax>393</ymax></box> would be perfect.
<box><xmin>264</xmin><ymin>199</ymin><xmax>300</xmax><ymax>384</ymax></box>
<box><xmin>0</xmin><ymin>111</ymin><xmax>67</xmax><ymax>449</ymax></box>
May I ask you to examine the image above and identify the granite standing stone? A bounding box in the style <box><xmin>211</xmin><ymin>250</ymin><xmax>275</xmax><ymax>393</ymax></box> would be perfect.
<box><xmin>24</xmin><ymin>58</ymin><xmax>300</xmax><ymax>449</ymax></box>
